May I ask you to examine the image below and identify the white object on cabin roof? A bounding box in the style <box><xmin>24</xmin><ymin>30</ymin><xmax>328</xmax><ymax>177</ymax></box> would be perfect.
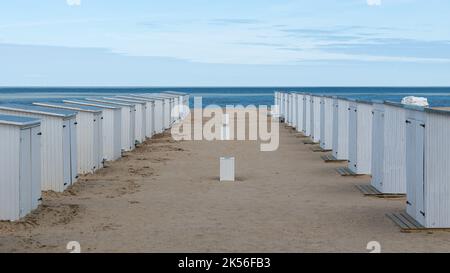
<box><xmin>401</xmin><ymin>96</ymin><xmax>429</xmax><ymax>107</ymax></box>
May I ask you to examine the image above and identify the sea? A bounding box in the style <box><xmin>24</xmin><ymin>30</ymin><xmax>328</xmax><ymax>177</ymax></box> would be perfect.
<box><xmin>1</xmin><ymin>87</ymin><xmax>450</xmax><ymax>108</ymax></box>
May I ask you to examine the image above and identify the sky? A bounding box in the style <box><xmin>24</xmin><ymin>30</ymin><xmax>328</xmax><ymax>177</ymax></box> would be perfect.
<box><xmin>0</xmin><ymin>0</ymin><xmax>450</xmax><ymax>86</ymax></box>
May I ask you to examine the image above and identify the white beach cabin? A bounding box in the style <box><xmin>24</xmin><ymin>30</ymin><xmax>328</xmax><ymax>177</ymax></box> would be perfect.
<box><xmin>272</xmin><ymin>92</ymin><xmax>281</xmax><ymax>120</ymax></box>
<box><xmin>303</xmin><ymin>94</ymin><xmax>311</xmax><ymax>136</ymax></box>
<box><xmin>347</xmin><ymin>100</ymin><xmax>373</xmax><ymax>175</ymax></box>
<box><xmin>141</xmin><ymin>94</ymin><xmax>171</xmax><ymax>130</ymax></box>
<box><xmin>159</xmin><ymin>92</ymin><xmax>183</xmax><ymax>122</ymax></box>
<box><xmin>63</xmin><ymin>100</ymin><xmax>122</xmax><ymax>161</ymax></box>
<box><xmin>100</xmin><ymin>97</ymin><xmax>146</xmax><ymax>144</ymax></box>
<box><xmin>116</xmin><ymin>95</ymin><xmax>155</xmax><ymax>138</ymax></box>
<box><xmin>280</xmin><ymin>92</ymin><xmax>286</xmax><ymax>121</ymax></box>
<box><xmin>0</xmin><ymin>104</ymin><xmax>77</xmax><ymax>192</ymax></box>
<box><xmin>85</xmin><ymin>98</ymin><xmax>136</xmax><ymax>152</ymax></box>
<box><xmin>332</xmin><ymin>97</ymin><xmax>350</xmax><ymax>160</ymax></box>
<box><xmin>151</xmin><ymin>94</ymin><xmax>174</xmax><ymax>127</ymax></box>
<box><xmin>296</xmin><ymin>93</ymin><xmax>304</xmax><ymax>132</ymax></box>
<box><xmin>371</xmin><ymin>101</ymin><xmax>407</xmax><ymax>194</ymax></box>
<box><xmin>288</xmin><ymin>93</ymin><xmax>294</xmax><ymax>127</ymax></box>
<box><xmin>310</xmin><ymin>95</ymin><xmax>321</xmax><ymax>143</ymax></box>
<box><xmin>404</xmin><ymin>107</ymin><xmax>450</xmax><ymax>228</ymax></box>
<box><xmin>128</xmin><ymin>94</ymin><xmax>164</xmax><ymax>134</ymax></box>
<box><xmin>320</xmin><ymin>96</ymin><xmax>334</xmax><ymax>151</ymax></box>
<box><xmin>163</xmin><ymin>91</ymin><xmax>190</xmax><ymax>119</ymax></box>
<box><xmin>33</xmin><ymin>102</ymin><xmax>104</xmax><ymax>174</ymax></box>
<box><xmin>292</xmin><ymin>93</ymin><xmax>298</xmax><ymax>129</ymax></box>
<box><xmin>0</xmin><ymin>115</ymin><xmax>41</xmax><ymax>221</ymax></box>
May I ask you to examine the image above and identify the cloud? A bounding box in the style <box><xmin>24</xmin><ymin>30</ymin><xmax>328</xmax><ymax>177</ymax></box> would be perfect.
<box><xmin>367</xmin><ymin>0</ymin><xmax>382</xmax><ymax>6</ymax></box>
<box><xmin>66</xmin><ymin>0</ymin><xmax>81</xmax><ymax>6</ymax></box>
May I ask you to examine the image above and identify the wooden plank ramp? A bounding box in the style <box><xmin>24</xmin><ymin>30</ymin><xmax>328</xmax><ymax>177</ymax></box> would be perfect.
<box><xmin>321</xmin><ymin>154</ymin><xmax>348</xmax><ymax>163</ymax></box>
<box><xmin>387</xmin><ymin>212</ymin><xmax>450</xmax><ymax>233</ymax></box>
<box><xmin>356</xmin><ymin>185</ymin><xmax>406</xmax><ymax>199</ymax></box>
<box><xmin>310</xmin><ymin>146</ymin><xmax>332</xmax><ymax>153</ymax></box>
<box><xmin>335</xmin><ymin>167</ymin><xmax>363</xmax><ymax>177</ymax></box>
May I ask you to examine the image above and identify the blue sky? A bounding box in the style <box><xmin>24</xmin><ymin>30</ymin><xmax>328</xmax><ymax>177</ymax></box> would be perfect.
<box><xmin>1</xmin><ymin>0</ymin><xmax>450</xmax><ymax>86</ymax></box>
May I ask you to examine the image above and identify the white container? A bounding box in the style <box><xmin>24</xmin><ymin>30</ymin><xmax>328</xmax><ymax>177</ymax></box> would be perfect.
<box><xmin>0</xmin><ymin>104</ymin><xmax>78</xmax><ymax>192</ymax></box>
<box><xmin>116</xmin><ymin>95</ymin><xmax>155</xmax><ymax>138</ymax></box>
<box><xmin>348</xmin><ymin>100</ymin><xmax>373</xmax><ymax>175</ymax></box>
<box><xmin>33</xmin><ymin>102</ymin><xmax>104</xmax><ymax>174</ymax></box>
<box><xmin>296</xmin><ymin>93</ymin><xmax>304</xmax><ymax>132</ymax></box>
<box><xmin>405</xmin><ymin>107</ymin><xmax>450</xmax><ymax>228</ymax></box>
<box><xmin>320</xmin><ymin>96</ymin><xmax>334</xmax><ymax>150</ymax></box>
<box><xmin>303</xmin><ymin>94</ymin><xmax>311</xmax><ymax>136</ymax></box>
<box><xmin>86</xmin><ymin>98</ymin><xmax>136</xmax><ymax>152</ymax></box>
<box><xmin>63</xmin><ymin>100</ymin><xmax>122</xmax><ymax>161</ymax></box>
<box><xmin>220</xmin><ymin>157</ymin><xmax>235</xmax><ymax>182</ymax></box>
<box><xmin>371</xmin><ymin>102</ymin><xmax>407</xmax><ymax>194</ymax></box>
<box><xmin>332</xmin><ymin>98</ymin><xmax>350</xmax><ymax>160</ymax></box>
<box><xmin>101</xmin><ymin>97</ymin><xmax>146</xmax><ymax>143</ymax></box>
<box><xmin>0</xmin><ymin>115</ymin><xmax>41</xmax><ymax>221</ymax></box>
<box><xmin>311</xmin><ymin>95</ymin><xmax>321</xmax><ymax>143</ymax></box>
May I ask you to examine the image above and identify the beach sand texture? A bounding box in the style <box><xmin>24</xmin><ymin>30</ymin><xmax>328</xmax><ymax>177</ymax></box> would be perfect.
<box><xmin>1</xmin><ymin>110</ymin><xmax>450</xmax><ymax>253</ymax></box>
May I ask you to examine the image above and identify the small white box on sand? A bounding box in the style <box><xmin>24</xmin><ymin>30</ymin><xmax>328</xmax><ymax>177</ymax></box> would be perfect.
<box><xmin>220</xmin><ymin>157</ymin><xmax>235</xmax><ymax>182</ymax></box>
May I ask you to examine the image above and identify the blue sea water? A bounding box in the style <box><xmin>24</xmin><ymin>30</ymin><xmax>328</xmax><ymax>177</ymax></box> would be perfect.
<box><xmin>1</xmin><ymin>87</ymin><xmax>450</xmax><ymax>107</ymax></box>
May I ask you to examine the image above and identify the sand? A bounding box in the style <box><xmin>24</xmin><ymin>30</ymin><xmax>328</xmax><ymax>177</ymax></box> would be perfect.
<box><xmin>2</xmin><ymin>112</ymin><xmax>450</xmax><ymax>253</ymax></box>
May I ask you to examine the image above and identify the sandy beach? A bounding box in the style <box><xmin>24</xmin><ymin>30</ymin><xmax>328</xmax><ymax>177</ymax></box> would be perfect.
<box><xmin>1</xmin><ymin>112</ymin><xmax>450</xmax><ymax>253</ymax></box>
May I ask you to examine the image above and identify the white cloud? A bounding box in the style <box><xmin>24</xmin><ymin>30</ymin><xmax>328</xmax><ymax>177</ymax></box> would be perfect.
<box><xmin>367</xmin><ymin>0</ymin><xmax>382</xmax><ymax>6</ymax></box>
<box><xmin>66</xmin><ymin>0</ymin><xmax>81</xmax><ymax>6</ymax></box>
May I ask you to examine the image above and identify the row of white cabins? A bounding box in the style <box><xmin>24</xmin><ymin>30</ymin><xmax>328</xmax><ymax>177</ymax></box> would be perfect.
<box><xmin>275</xmin><ymin>91</ymin><xmax>450</xmax><ymax>229</ymax></box>
<box><xmin>0</xmin><ymin>92</ymin><xmax>189</xmax><ymax>221</ymax></box>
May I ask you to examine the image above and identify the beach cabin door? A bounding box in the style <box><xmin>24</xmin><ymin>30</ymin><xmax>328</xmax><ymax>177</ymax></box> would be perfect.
<box><xmin>30</xmin><ymin>126</ymin><xmax>41</xmax><ymax>209</ymax></box>
<box><xmin>302</xmin><ymin>97</ymin><xmax>307</xmax><ymax>133</ymax></box>
<box><xmin>69</xmin><ymin>119</ymin><xmax>78</xmax><ymax>183</ymax></box>
<box><xmin>19</xmin><ymin>128</ymin><xmax>32</xmax><ymax>218</ymax></box>
<box><xmin>62</xmin><ymin>120</ymin><xmax>71</xmax><ymax>188</ymax></box>
<box><xmin>406</xmin><ymin>118</ymin><xmax>426</xmax><ymax>225</ymax></box>
<box><xmin>93</xmin><ymin>116</ymin><xmax>102</xmax><ymax>170</ymax></box>
<box><xmin>348</xmin><ymin>105</ymin><xmax>358</xmax><ymax>173</ymax></box>
<box><xmin>371</xmin><ymin>109</ymin><xmax>385</xmax><ymax>190</ymax></box>
<box><xmin>332</xmin><ymin>101</ymin><xmax>339</xmax><ymax>159</ymax></box>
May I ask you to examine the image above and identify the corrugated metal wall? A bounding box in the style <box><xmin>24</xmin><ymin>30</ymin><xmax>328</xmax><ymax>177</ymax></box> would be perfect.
<box><xmin>0</xmin><ymin>124</ymin><xmax>21</xmax><ymax>220</ymax></box>
<box><xmin>304</xmin><ymin>95</ymin><xmax>311</xmax><ymax>136</ymax></box>
<box><xmin>320</xmin><ymin>97</ymin><xmax>333</xmax><ymax>150</ymax></box>
<box><xmin>76</xmin><ymin>112</ymin><xmax>96</xmax><ymax>174</ymax></box>
<box><xmin>336</xmin><ymin>99</ymin><xmax>349</xmax><ymax>160</ymax></box>
<box><xmin>297</xmin><ymin>94</ymin><xmax>304</xmax><ymax>132</ymax></box>
<box><xmin>372</xmin><ymin>103</ymin><xmax>407</xmax><ymax>194</ymax></box>
<box><xmin>353</xmin><ymin>102</ymin><xmax>373</xmax><ymax>175</ymax></box>
<box><xmin>424</xmin><ymin>111</ymin><xmax>450</xmax><ymax>228</ymax></box>
<box><xmin>154</xmin><ymin>100</ymin><xmax>163</xmax><ymax>134</ymax></box>
<box><xmin>311</xmin><ymin>96</ymin><xmax>321</xmax><ymax>143</ymax></box>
